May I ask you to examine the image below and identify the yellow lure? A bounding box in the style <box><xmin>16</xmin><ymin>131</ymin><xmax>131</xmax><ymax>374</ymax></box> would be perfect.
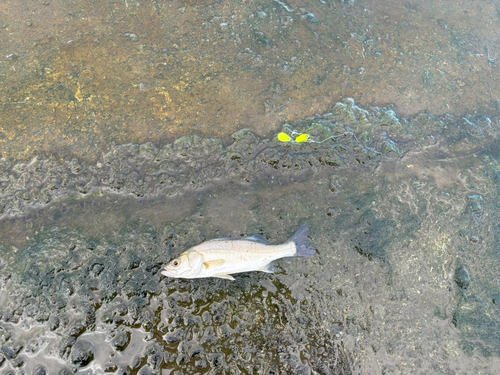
<box><xmin>295</xmin><ymin>134</ymin><xmax>310</xmax><ymax>143</ymax></box>
<box><xmin>278</xmin><ymin>132</ymin><xmax>292</xmax><ymax>142</ymax></box>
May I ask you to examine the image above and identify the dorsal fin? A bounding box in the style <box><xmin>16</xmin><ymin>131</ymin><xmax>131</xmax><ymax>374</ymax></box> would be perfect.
<box><xmin>245</xmin><ymin>234</ymin><xmax>270</xmax><ymax>245</ymax></box>
<box><xmin>210</xmin><ymin>235</ymin><xmax>270</xmax><ymax>244</ymax></box>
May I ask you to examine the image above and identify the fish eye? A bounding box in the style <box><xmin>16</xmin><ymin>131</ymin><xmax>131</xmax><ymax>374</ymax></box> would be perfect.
<box><xmin>172</xmin><ymin>259</ymin><xmax>180</xmax><ymax>267</ymax></box>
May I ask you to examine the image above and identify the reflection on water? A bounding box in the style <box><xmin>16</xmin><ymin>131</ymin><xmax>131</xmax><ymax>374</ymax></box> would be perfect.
<box><xmin>1</xmin><ymin>100</ymin><xmax>500</xmax><ymax>373</ymax></box>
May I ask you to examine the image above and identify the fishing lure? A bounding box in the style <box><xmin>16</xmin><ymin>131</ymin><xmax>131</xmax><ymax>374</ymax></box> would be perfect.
<box><xmin>277</xmin><ymin>131</ymin><xmax>334</xmax><ymax>144</ymax></box>
<box><xmin>277</xmin><ymin>131</ymin><xmax>311</xmax><ymax>144</ymax></box>
<box><xmin>278</xmin><ymin>132</ymin><xmax>292</xmax><ymax>142</ymax></box>
<box><xmin>295</xmin><ymin>134</ymin><xmax>310</xmax><ymax>143</ymax></box>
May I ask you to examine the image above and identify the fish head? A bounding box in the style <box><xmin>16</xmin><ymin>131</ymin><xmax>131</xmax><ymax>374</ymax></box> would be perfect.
<box><xmin>161</xmin><ymin>250</ymin><xmax>204</xmax><ymax>279</ymax></box>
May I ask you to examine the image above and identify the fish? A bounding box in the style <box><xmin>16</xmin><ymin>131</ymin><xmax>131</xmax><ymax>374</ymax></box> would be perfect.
<box><xmin>161</xmin><ymin>224</ymin><xmax>316</xmax><ymax>281</ymax></box>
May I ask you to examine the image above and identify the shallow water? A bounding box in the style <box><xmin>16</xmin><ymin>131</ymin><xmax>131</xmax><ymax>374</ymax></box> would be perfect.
<box><xmin>1</xmin><ymin>0</ymin><xmax>500</xmax><ymax>161</ymax></box>
<box><xmin>1</xmin><ymin>100</ymin><xmax>500</xmax><ymax>373</ymax></box>
<box><xmin>2</xmin><ymin>0</ymin><xmax>500</xmax><ymax>374</ymax></box>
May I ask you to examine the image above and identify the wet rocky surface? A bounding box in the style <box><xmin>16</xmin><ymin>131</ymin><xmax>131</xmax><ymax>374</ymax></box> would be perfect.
<box><xmin>1</xmin><ymin>100</ymin><xmax>500</xmax><ymax>373</ymax></box>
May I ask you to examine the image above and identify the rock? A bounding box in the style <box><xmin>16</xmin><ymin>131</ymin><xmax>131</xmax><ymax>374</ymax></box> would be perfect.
<box><xmin>116</xmin><ymin>368</ymin><xmax>130</xmax><ymax>375</ymax></box>
<box><xmin>32</xmin><ymin>365</ymin><xmax>46</xmax><ymax>375</ymax></box>
<box><xmin>148</xmin><ymin>353</ymin><xmax>163</xmax><ymax>369</ymax></box>
<box><xmin>70</xmin><ymin>340</ymin><xmax>94</xmax><ymax>367</ymax></box>
<box><xmin>466</xmin><ymin>195</ymin><xmax>482</xmax><ymax>213</ymax></box>
<box><xmin>49</xmin><ymin>316</ymin><xmax>60</xmax><ymax>331</ymax></box>
<box><xmin>137</xmin><ymin>365</ymin><xmax>153</xmax><ymax>375</ymax></box>
<box><xmin>454</xmin><ymin>265</ymin><xmax>470</xmax><ymax>289</ymax></box>
<box><xmin>112</xmin><ymin>331</ymin><xmax>130</xmax><ymax>351</ymax></box>
<box><xmin>0</xmin><ymin>346</ymin><xmax>16</xmax><ymax>359</ymax></box>
<box><xmin>104</xmin><ymin>365</ymin><xmax>118</xmax><ymax>372</ymax></box>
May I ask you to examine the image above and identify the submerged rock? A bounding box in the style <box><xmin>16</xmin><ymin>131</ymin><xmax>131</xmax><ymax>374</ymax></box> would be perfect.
<box><xmin>70</xmin><ymin>340</ymin><xmax>94</xmax><ymax>367</ymax></box>
<box><xmin>454</xmin><ymin>264</ymin><xmax>470</xmax><ymax>289</ymax></box>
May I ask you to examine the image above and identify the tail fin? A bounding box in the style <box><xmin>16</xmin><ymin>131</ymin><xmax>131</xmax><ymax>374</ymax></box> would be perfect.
<box><xmin>290</xmin><ymin>224</ymin><xmax>317</xmax><ymax>257</ymax></box>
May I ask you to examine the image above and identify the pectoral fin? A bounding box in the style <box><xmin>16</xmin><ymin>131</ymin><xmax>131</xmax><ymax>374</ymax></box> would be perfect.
<box><xmin>213</xmin><ymin>274</ymin><xmax>235</xmax><ymax>281</ymax></box>
<box><xmin>203</xmin><ymin>259</ymin><xmax>226</xmax><ymax>269</ymax></box>
<box><xmin>258</xmin><ymin>262</ymin><xmax>275</xmax><ymax>274</ymax></box>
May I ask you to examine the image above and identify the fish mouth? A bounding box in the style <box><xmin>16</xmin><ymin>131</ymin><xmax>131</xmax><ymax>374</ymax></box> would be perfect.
<box><xmin>161</xmin><ymin>269</ymin><xmax>175</xmax><ymax>277</ymax></box>
<box><xmin>161</xmin><ymin>267</ymin><xmax>188</xmax><ymax>278</ymax></box>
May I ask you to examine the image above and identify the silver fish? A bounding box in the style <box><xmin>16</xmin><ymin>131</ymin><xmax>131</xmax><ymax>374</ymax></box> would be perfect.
<box><xmin>161</xmin><ymin>224</ymin><xmax>316</xmax><ymax>280</ymax></box>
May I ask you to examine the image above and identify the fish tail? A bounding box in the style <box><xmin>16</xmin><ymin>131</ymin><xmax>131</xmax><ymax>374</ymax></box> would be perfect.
<box><xmin>290</xmin><ymin>224</ymin><xmax>317</xmax><ymax>257</ymax></box>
